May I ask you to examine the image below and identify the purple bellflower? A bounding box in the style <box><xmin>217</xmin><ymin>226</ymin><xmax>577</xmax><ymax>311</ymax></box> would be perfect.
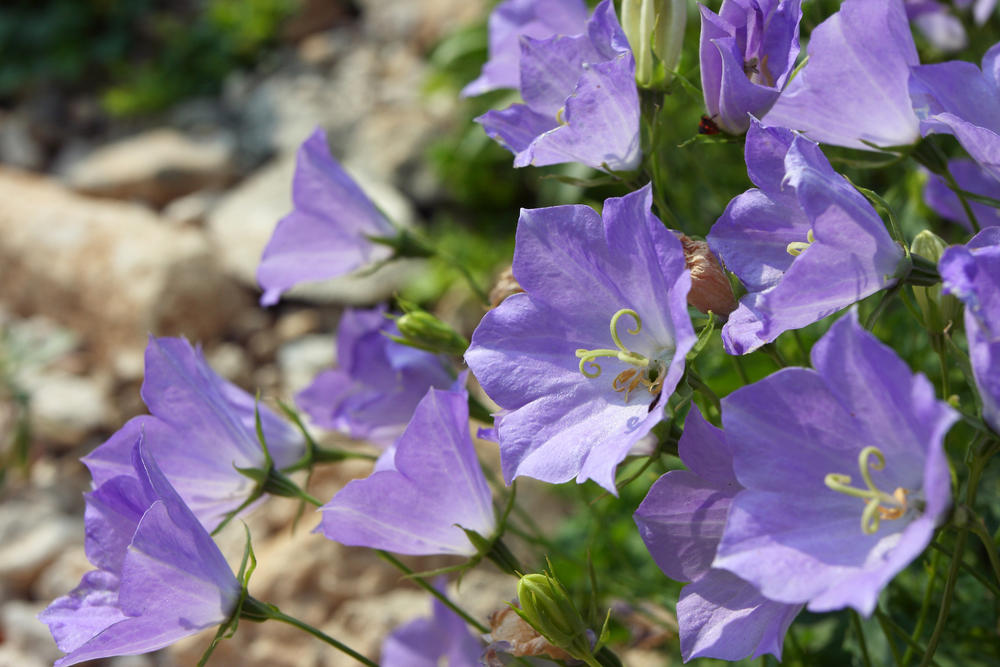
<box><xmin>319</xmin><ymin>387</ymin><xmax>496</xmax><ymax>556</ymax></box>
<box><xmin>297</xmin><ymin>306</ymin><xmax>456</xmax><ymax>448</ymax></box>
<box><xmin>257</xmin><ymin>127</ymin><xmax>396</xmax><ymax>306</ymax></box>
<box><xmin>699</xmin><ymin>0</ymin><xmax>803</xmax><ymax>135</ymax></box>
<box><xmin>41</xmin><ymin>439</ymin><xmax>241</xmax><ymax>666</ymax></box>
<box><xmin>711</xmin><ymin>311</ymin><xmax>956</xmax><ymax>615</ymax></box>
<box><xmin>462</xmin><ymin>0</ymin><xmax>589</xmax><ymax>97</ymax></box>
<box><xmin>465</xmin><ymin>185</ymin><xmax>695</xmax><ymax>493</ymax></box>
<box><xmin>708</xmin><ymin>120</ymin><xmax>907</xmax><ymax>355</ymax></box>
<box><xmin>634</xmin><ymin>406</ymin><xmax>802</xmax><ymax>662</ymax></box>
<box><xmin>381</xmin><ymin>583</ymin><xmax>483</xmax><ymax>666</ymax></box>
<box><xmin>84</xmin><ymin>336</ymin><xmax>306</xmax><ymax>533</ymax></box>
<box><xmin>476</xmin><ymin>0</ymin><xmax>641</xmax><ymax>172</ymax></box>
<box><xmin>940</xmin><ymin>228</ymin><xmax>1000</xmax><ymax>434</ymax></box>
<box><xmin>924</xmin><ymin>159</ymin><xmax>1000</xmax><ymax>230</ymax></box>
<box><xmin>909</xmin><ymin>41</ymin><xmax>1000</xmax><ymax>182</ymax></box>
<box><xmin>906</xmin><ymin>1</ymin><xmax>968</xmax><ymax>54</ymax></box>
<box><xmin>763</xmin><ymin>0</ymin><xmax>921</xmax><ymax>150</ymax></box>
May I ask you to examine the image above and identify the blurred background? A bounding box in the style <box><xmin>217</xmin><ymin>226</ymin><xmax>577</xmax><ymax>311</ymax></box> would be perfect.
<box><xmin>2</xmin><ymin>0</ymin><xmax>999</xmax><ymax>665</ymax></box>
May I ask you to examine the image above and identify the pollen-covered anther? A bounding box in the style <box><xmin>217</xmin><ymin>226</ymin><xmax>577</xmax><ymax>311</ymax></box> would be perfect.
<box><xmin>877</xmin><ymin>487</ymin><xmax>909</xmax><ymax>520</ymax></box>
<box><xmin>613</xmin><ymin>369</ymin><xmax>642</xmax><ymax>401</ymax></box>
<box><xmin>824</xmin><ymin>446</ymin><xmax>911</xmax><ymax>534</ymax></box>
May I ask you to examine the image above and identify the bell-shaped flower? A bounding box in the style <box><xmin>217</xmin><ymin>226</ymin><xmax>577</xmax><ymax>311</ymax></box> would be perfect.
<box><xmin>712</xmin><ymin>311</ymin><xmax>957</xmax><ymax>615</ymax></box>
<box><xmin>257</xmin><ymin>127</ymin><xmax>397</xmax><ymax>306</ymax></box>
<box><xmin>909</xmin><ymin>41</ymin><xmax>1000</xmax><ymax>182</ymax></box>
<box><xmin>763</xmin><ymin>0</ymin><xmax>921</xmax><ymax>150</ymax></box>
<box><xmin>940</xmin><ymin>228</ymin><xmax>1000</xmax><ymax>433</ymax></box>
<box><xmin>708</xmin><ymin>120</ymin><xmax>907</xmax><ymax>355</ymax></box>
<box><xmin>84</xmin><ymin>336</ymin><xmax>306</xmax><ymax>532</ymax></box>
<box><xmin>634</xmin><ymin>406</ymin><xmax>802</xmax><ymax>661</ymax></box>
<box><xmin>476</xmin><ymin>0</ymin><xmax>641</xmax><ymax>172</ymax></box>
<box><xmin>40</xmin><ymin>439</ymin><xmax>241</xmax><ymax>666</ymax></box>
<box><xmin>462</xmin><ymin>0</ymin><xmax>589</xmax><ymax>97</ymax></box>
<box><xmin>381</xmin><ymin>583</ymin><xmax>483</xmax><ymax>666</ymax></box>
<box><xmin>318</xmin><ymin>387</ymin><xmax>496</xmax><ymax>556</ymax></box>
<box><xmin>699</xmin><ymin>0</ymin><xmax>803</xmax><ymax>135</ymax></box>
<box><xmin>924</xmin><ymin>159</ymin><xmax>1000</xmax><ymax>230</ymax></box>
<box><xmin>465</xmin><ymin>185</ymin><xmax>696</xmax><ymax>493</ymax></box>
<box><xmin>297</xmin><ymin>307</ymin><xmax>456</xmax><ymax>448</ymax></box>
<box><xmin>906</xmin><ymin>1</ymin><xmax>968</xmax><ymax>54</ymax></box>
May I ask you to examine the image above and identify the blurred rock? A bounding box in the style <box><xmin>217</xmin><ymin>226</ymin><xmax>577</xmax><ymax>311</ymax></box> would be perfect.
<box><xmin>58</xmin><ymin>128</ymin><xmax>236</xmax><ymax>207</ymax></box>
<box><xmin>0</xmin><ymin>499</ymin><xmax>81</xmax><ymax>592</ymax></box>
<box><xmin>0</xmin><ymin>112</ymin><xmax>44</xmax><ymax>170</ymax></box>
<box><xmin>162</xmin><ymin>189</ymin><xmax>221</xmax><ymax>227</ymax></box>
<box><xmin>23</xmin><ymin>370</ymin><xmax>112</xmax><ymax>446</ymax></box>
<box><xmin>205</xmin><ymin>342</ymin><xmax>252</xmax><ymax>384</ymax></box>
<box><xmin>0</xmin><ymin>168</ymin><xmax>248</xmax><ymax>364</ymax></box>
<box><xmin>0</xmin><ymin>601</ymin><xmax>58</xmax><ymax>667</ymax></box>
<box><xmin>275</xmin><ymin>309</ymin><xmax>322</xmax><ymax>342</ymax></box>
<box><xmin>277</xmin><ymin>334</ymin><xmax>335</xmax><ymax>394</ymax></box>
<box><xmin>359</xmin><ymin>0</ymin><xmax>485</xmax><ymax>49</ymax></box>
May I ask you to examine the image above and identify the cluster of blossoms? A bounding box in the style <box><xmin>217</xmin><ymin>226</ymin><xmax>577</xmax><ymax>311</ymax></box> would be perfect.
<box><xmin>42</xmin><ymin>0</ymin><xmax>1000</xmax><ymax>664</ymax></box>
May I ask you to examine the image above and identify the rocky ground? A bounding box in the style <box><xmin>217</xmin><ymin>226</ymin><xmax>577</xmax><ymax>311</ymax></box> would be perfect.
<box><xmin>0</xmin><ymin>1</ymin><xmax>674</xmax><ymax>664</ymax></box>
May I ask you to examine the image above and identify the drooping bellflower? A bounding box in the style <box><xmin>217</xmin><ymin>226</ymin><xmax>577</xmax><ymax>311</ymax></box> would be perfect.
<box><xmin>319</xmin><ymin>387</ymin><xmax>496</xmax><ymax>556</ymax></box>
<box><xmin>477</xmin><ymin>0</ymin><xmax>641</xmax><ymax>172</ymax></box>
<box><xmin>40</xmin><ymin>439</ymin><xmax>241</xmax><ymax>666</ymax></box>
<box><xmin>909</xmin><ymin>41</ymin><xmax>1000</xmax><ymax>182</ymax></box>
<box><xmin>712</xmin><ymin>312</ymin><xmax>957</xmax><ymax>615</ymax></box>
<box><xmin>924</xmin><ymin>159</ymin><xmax>1000</xmax><ymax>230</ymax></box>
<box><xmin>381</xmin><ymin>583</ymin><xmax>483</xmax><ymax>666</ymax></box>
<box><xmin>634</xmin><ymin>406</ymin><xmax>802</xmax><ymax>661</ymax></box>
<box><xmin>257</xmin><ymin>127</ymin><xmax>396</xmax><ymax>306</ymax></box>
<box><xmin>297</xmin><ymin>306</ymin><xmax>456</xmax><ymax>448</ymax></box>
<box><xmin>763</xmin><ymin>0</ymin><xmax>921</xmax><ymax>150</ymax></box>
<box><xmin>699</xmin><ymin>0</ymin><xmax>803</xmax><ymax>135</ymax></box>
<box><xmin>84</xmin><ymin>336</ymin><xmax>306</xmax><ymax>532</ymax></box>
<box><xmin>462</xmin><ymin>0</ymin><xmax>588</xmax><ymax>97</ymax></box>
<box><xmin>708</xmin><ymin>120</ymin><xmax>907</xmax><ymax>355</ymax></box>
<box><xmin>465</xmin><ymin>185</ymin><xmax>695</xmax><ymax>493</ymax></box>
<box><xmin>940</xmin><ymin>228</ymin><xmax>1000</xmax><ymax>434</ymax></box>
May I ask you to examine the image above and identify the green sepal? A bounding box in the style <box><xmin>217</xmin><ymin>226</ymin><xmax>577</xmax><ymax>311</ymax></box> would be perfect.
<box><xmin>686</xmin><ymin>314</ymin><xmax>717</xmax><ymax>362</ymax></box>
<box><xmin>197</xmin><ymin>524</ymin><xmax>258</xmax><ymax>666</ymax></box>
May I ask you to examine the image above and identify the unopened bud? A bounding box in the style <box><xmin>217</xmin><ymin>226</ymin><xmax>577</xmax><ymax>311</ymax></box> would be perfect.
<box><xmin>679</xmin><ymin>235</ymin><xmax>737</xmax><ymax>316</ymax></box>
<box><xmin>489</xmin><ymin>266</ymin><xmax>523</xmax><ymax>308</ymax></box>
<box><xmin>622</xmin><ymin>0</ymin><xmax>687</xmax><ymax>88</ymax></box>
<box><xmin>910</xmin><ymin>231</ymin><xmax>959</xmax><ymax>333</ymax></box>
<box><xmin>391</xmin><ymin>302</ymin><xmax>469</xmax><ymax>355</ymax></box>
<box><xmin>516</xmin><ymin>573</ymin><xmax>594</xmax><ymax>661</ymax></box>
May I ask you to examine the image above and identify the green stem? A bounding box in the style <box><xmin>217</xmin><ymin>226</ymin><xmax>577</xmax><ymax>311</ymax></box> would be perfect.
<box><xmin>877</xmin><ymin>608</ymin><xmax>941</xmax><ymax>667</ymax></box>
<box><xmin>376</xmin><ymin>550</ymin><xmax>489</xmax><ymax>633</ymax></box>
<box><xmin>686</xmin><ymin>369</ymin><xmax>721</xmax><ymax>414</ymax></box>
<box><xmin>928</xmin><ymin>540</ymin><xmax>1000</xmax><ymax>597</ymax></box>
<box><xmin>942</xmin><ymin>167</ymin><xmax>981</xmax><ymax>233</ymax></box>
<box><xmin>242</xmin><ymin>597</ymin><xmax>377</xmax><ymax>666</ymax></box>
<box><xmin>917</xmin><ymin>528</ymin><xmax>967</xmax><ymax>667</ymax></box>
<box><xmin>874</xmin><ymin>608</ymin><xmax>904</xmax><ymax>667</ymax></box>
<box><xmin>731</xmin><ymin>354</ymin><xmax>750</xmax><ymax>385</ymax></box>
<box><xmin>760</xmin><ymin>343</ymin><xmax>789</xmax><ymax>368</ymax></box>
<box><xmin>903</xmin><ymin>548</ymin><xmax>941</xmax><ymax>666</ymax></box>
<box><xmin>919</xmin><ymin>444</ymin><xmax>990</xmax><ymax>667</ymax></box>
<box><xmin>865</xmin><ymin>282</ymin><xmax>903</xmax><ymax>330</ymax></box>
<box><xmin>850</xmin><ymin>609</ymin><xmax>873</xmax><ymax>667</ymax></box>
<box><xmin>932</xmin><ymin>334</ymin><xmax>949</xmax><ymax>398</ymax></box>
<box><xmin>967</xmin><ymin>513</ymin><xmax>1000</xmax><ymax>589</ymax></box>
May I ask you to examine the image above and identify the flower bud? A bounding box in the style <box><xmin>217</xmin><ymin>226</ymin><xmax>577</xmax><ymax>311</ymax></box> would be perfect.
<box><xmin>622</xmin><ymin>0</ymin><xmax>687</xmax><ymax>88</ymax></box>
<box><xmin>515</xmin><ymin>572</ymin><xmax>594</xmax><ymax>661</ymax></box>
<box><xmin>679</xmin><ymin>235</ymin><xmax>737</xmax><ymax>316</ymax></box>
<box><xmin>910</xmin><ymin>230</ymin><xmax>960</xmax><ymax>333</ymax></box>
<box><xmin>391</xmin><ymin>303</ymin><xmax>469</xmax><ymax>356</ymax></box>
